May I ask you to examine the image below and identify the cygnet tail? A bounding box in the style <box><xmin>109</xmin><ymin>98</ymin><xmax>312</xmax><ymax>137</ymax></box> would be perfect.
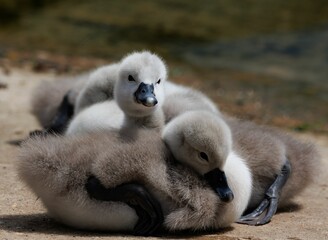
<box><xmin>279</xmin><ymin>134</ymin><xmax>321</xmax><ymax>207</ymax></box>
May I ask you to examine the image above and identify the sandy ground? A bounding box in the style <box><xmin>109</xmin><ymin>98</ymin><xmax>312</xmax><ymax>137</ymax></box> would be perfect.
<box><xmin>0</xmin><ymin>68</ymin><xmax>327</xmax><ymax>240</ymax></box>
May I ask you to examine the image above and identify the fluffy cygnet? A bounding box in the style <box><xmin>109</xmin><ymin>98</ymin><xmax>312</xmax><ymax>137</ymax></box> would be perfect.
<box><xmin>66</xmin><ymin>51</ymin><xmax>167</xmax><ymax>135</ymax></box>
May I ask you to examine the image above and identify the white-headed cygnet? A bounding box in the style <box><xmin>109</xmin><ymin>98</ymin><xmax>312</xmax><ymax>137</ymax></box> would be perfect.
<box><xmin>66</xmin><ymin>51</ymin><xmax>167</xmax><ymax>135</ymax></box>
<box><xmin>29</xmin><ymin>51</ymin><xmax>166</xmax><ymax>135</ymax></box>
<box><xmin>18</xmin><ymin>113</ymin><xmax>252</xmax><ymax>235</ymax></box>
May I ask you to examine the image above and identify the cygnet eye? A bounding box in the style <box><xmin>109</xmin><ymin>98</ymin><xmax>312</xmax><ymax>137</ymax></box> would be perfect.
<box><xmin>128</xmin><ymin>75</ymin><xmax>135</xmax><ymax>81</ymax></box>
<box><xmin>157</xmin><ymin>79</ymin><xmax>161</xmax><ymax>84</ymax></box>
<box><xmin>199</xmin><ymin>152</ymin><xmax>209</xmax><ymax>162</ymax></box>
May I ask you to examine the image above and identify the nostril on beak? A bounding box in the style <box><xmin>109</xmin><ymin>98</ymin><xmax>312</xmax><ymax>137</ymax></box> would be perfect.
<box><xmin>134</xmin><ymin>83</ymin><xmax>157</xmax><ymax>107</ymax></box>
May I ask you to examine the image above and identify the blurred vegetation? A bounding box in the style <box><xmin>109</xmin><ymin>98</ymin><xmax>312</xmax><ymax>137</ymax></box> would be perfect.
<box><xmin>0</xmin><ymin>0</ymin><xmax>60</xmax><ymax>23</ymax></box>
<box><xmin>0</xmin><ymin>0</ymin><xmax>327</xmax><ymax>133</ymax></box>
<box><xmin>1</xmin><ymin>0</ymin><xmax>328</xmax><ymax>58</ymax></box>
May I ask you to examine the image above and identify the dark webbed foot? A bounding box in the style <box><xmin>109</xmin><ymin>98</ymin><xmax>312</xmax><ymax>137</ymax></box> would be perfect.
<box><xmin>85</xmin><ymin>176</ymin><xmax>163</xmax><ymax>236</ymax></box>
<box><xmin>237</xmin><ymin>159</ymin><xmax>291</xmax><ymax>226</ymax></box>
<box><xmin>46</xmin><ymin>92</ymin><xmax>74</xmax><ymax>134</ymax></box>
<box><xmin>28</xmin><ymin>92</ymin><xmax>74</xmax><ymax>137</ymax></box>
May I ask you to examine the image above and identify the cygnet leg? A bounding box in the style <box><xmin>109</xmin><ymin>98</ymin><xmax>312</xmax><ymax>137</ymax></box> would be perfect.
<box><xmin>85</xmin><ymin>176</ymin><xmax>163</xmax><ymax>236</ymax></box>
<box><xmin>237</xmin><ymin>159</ymin><xmax>291</xmax><ymax>226</ymax></box>
<box><xmin>46</xmin><ymin>92</ymin><xmax>74</xmax><ymax>134</ymax></box>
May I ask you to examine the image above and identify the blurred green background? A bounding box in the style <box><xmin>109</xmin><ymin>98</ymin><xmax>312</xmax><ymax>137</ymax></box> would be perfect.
<box><xmin>0</xmin><ymin>0</ymin><xmax>327</xmax><ymax>133</ymax></box>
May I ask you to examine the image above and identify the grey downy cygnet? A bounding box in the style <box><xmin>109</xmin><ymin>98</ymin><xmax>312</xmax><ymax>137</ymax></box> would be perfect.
<box><xmin>18</xmin><ymin>113</ymin><xmax>252</xmax><ymax>234</ymax></box>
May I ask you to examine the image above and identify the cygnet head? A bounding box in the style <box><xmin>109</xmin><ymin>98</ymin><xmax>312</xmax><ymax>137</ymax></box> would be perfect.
<box><xmin>114</xmin><ymin>51</ymin><xmax>167</xmax><ymax>118</ymax></box>
<box><xmin>162</xmin><ymin>111</ymin><xmax>234</xmax><ymax>202</ymax></box>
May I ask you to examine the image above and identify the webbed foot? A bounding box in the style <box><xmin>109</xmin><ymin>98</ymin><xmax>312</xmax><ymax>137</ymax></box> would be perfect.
<box><xmin>86</xmin><ymin>176</ymin><xmax>163</xmax><ymax>236</ymax></box>
<box><xmin>237</xmin><ymin>159</ymin><xmax>291</xmax><ymax>225</ymax></box>
<box><xmin>46</xmin><ymin>92</ymin><xmax>74</xmax><ymax>134</ymax></box>
<box><xmin>28</xmin><ymin>92</ymin><xmax>74</xmax><ymax>137</ymax></box>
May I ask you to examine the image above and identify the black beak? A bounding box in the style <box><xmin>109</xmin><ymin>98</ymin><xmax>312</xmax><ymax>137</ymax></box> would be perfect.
<box><xmin>134</xmin><ymin>83</ymin><xmax>158</xmax><ymax>107</ymax></box>
<box><xmin>203</xmin><ymin>168</ymin><xmax>234</xmax><ymax>203</ymax></box>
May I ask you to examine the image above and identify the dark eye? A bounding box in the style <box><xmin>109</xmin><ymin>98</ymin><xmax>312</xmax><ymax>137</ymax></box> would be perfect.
<box><xmin>128</xmin><ymin>75</ymin><xmax>135</xmax><ymax>81</ymax></box>
<box><xmin>199</xmin><ymin>152</ymin><xmax>209</xmax><ymax>162</ymax></box>
<box><xmin>157</xmin><ymin>79</ymin><xmax>161</xmax><ymax>84</ymax></box>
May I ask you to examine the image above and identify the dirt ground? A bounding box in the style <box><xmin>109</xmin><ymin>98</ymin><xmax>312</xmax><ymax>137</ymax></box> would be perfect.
<box><xmin>0</xmin><ymin>68</ymin><xmax>327</xmax><ymax>240</ymax></box>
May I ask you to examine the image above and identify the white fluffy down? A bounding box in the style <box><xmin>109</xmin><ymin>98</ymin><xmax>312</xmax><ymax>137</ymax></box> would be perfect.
<box><xmin>66</xmin><ymin>101</ymin><xmax>124</xmax><ymax>135</ymax></box>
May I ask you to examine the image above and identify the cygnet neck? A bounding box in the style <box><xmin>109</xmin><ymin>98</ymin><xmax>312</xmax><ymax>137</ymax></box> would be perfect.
<box><xmin>122</xmin><ymin>107</ymin><xmax>165</xmax><ymax>130</ymax></box>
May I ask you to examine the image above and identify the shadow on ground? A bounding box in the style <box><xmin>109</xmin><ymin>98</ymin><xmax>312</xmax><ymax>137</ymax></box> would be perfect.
<box><xmin>0</xmin><ymin>203</ymin><xmax>302</xmax><ymax>238</ymax></box>
<box><xmin>0</xmin><ymin>213</ymin><xmax>108</xmax><ymax>237</ymax></box>
<box><xmin>0</xmin><ymin>213</ymin><xmax>235</xmax><ymax>239</ymax></box>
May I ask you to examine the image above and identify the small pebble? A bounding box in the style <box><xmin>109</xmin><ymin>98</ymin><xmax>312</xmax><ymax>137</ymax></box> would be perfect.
<box><xmin>0</xmin><ymin>81</ymin><xmax>8</xmax><ymax>89</ymax></box>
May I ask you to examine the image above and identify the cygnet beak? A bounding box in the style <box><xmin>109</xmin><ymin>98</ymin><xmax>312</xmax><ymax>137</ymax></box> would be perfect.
<box><xmin>203</xmin><ymin>168</ymin><xmax>234</xmax><ymax>203</ymax></box>
<box><xmin>134</xmin><ymin>82</ymin><xmax>158</xmax><ymax>107</ymax></box>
